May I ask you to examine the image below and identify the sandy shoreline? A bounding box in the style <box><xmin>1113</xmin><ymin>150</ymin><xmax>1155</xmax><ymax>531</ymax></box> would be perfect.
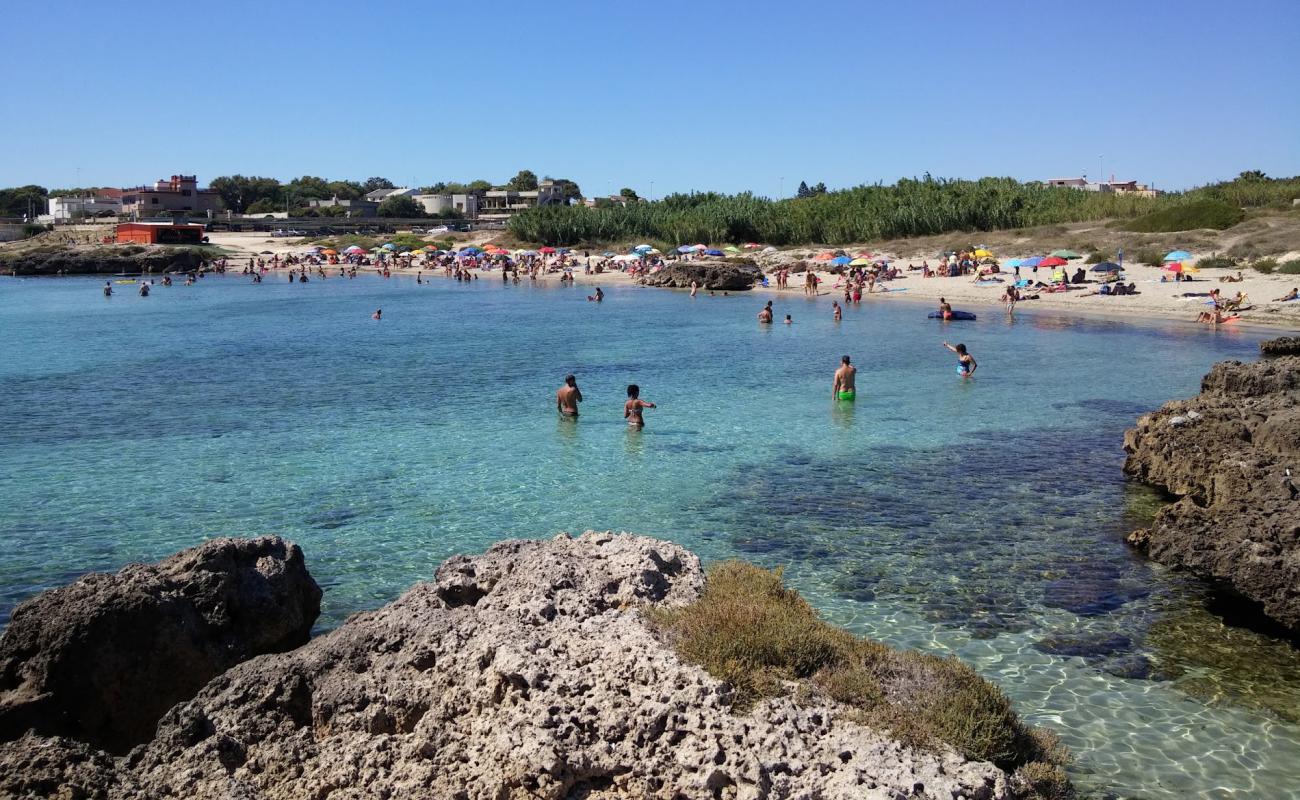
<box><xmin>205</xmin><ymin>231</ymin><xmax>1300</xmax><ymax>333</ymax></box>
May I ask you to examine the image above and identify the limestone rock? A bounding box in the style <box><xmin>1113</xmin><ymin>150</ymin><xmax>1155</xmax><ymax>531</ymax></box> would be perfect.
<box><xmin>641</xmin><ymin>261</ymin><xmax>760</xmax><ymax>291</ymax></box>
<box><xmin>1260</xmin><ymin>336</ymin><xmax>1300</xmax><ymax>357</ymax></box>
<box><xmin>1123</xmin><ymin>356</ymin><xmax>1300</xmax><ymax>632</ymax></box>
<box><xmin>0</xmin><ymin>246</ymin><xmax>206</xmax><ymax>276</ymax></box>
<box><xmin>2</xmin><ymin>532</ymin><xmax>1016</xmax><ymax>799</ymax></box>
<box><xmin>0</xmin><ymin>536</ymin><xmax>320</xmax><ymax>753</ymax></box>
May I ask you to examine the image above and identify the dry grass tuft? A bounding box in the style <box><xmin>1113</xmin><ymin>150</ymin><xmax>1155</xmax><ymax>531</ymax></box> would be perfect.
<box><xmin>648</xmin><ymin>560</ymin><xmax>1071</xmax><ymax>780</ymax></box>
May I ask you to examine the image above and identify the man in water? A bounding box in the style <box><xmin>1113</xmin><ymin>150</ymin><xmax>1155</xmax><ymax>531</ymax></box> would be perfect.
<box><xmin>832</xmin><ymin>355</ymin><xmax>856</xmax><ymax>401</ymax></box>
<box><xmin>832</xmin><ymin>301</ymin><xmax>842</xmax><ymax>321</ymax></box>
<box><xmin>938</xmin><ymin>297</ymin><xmax>953</xmax><ymax>320</ymax></box>
<box><xmin>372</xmin><ymin>309</ymin><xmax>382</xmax><ymax>320</ymax></box>
<box><xmin>556</xmin><ymin>374</ymin><xmax>583</xmax><ymax>417</ymax></box>
<box><xmin>102</xmin><ymin>281</ymin><xmax>112</xmax><ymax>297</ymax></box>
<box><xmin>624</xmin><ymin>384</ymin><xmax>656</xmax><ymax>428</ymax></box>
<box><xmin>757</xmin><ymin>300</ymin><xmax>774</xmax><ymax>323</ymax></box>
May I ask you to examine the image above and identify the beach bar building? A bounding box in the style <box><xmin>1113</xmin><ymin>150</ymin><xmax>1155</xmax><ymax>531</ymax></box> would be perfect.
<box><xmin>115</xmin><ymin>222</ymin><xmax>206</xmax><ymax>245</ymax></box>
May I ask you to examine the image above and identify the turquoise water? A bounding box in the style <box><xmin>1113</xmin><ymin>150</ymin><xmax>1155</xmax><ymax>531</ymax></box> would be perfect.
<box><xmin>2</xmin><ymin>273</ymin><xmax>1298</xmax><ymax>798</ymax></box>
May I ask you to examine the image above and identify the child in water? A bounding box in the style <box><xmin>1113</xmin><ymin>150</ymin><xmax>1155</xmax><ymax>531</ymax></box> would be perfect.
<box><xmin>943</xmin><ymin>341</ymin><xmax>976</xmax><ymax>378</ymax></box>
<box><xmin>624</xmin><ymin>384</ymin><xmax>656</xmax><ymax>428</ymax></box>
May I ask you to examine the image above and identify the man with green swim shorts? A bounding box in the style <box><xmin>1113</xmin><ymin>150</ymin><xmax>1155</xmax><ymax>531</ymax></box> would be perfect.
<box><xmin>832</xmin><ymin>355</ymin><xmax>856</xmax><ymax>401</ymax></box>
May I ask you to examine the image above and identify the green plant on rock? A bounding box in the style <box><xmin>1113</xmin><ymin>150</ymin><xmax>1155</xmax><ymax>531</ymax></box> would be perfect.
<box><xmin>648</xmin><ymin>561</ymin><xmax>1070</xmax><ymax>779</ymax></box>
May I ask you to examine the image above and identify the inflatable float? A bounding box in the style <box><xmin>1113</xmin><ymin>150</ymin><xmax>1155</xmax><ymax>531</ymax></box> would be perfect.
<box><xmin>928</xmin><ymin>310</ymin><xmax>977</xmax><ymax>321</ymax></box>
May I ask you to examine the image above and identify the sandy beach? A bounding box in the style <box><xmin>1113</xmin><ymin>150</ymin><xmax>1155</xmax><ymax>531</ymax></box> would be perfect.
<box><xmin>205</xmin><ymin>230</ymin><xmax>1300</xmax><ymax>332</ymax></box>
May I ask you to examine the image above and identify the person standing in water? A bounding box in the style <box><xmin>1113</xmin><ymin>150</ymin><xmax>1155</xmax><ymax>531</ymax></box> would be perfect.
<box><xmin>938</xmin><ymin>297</ymin><xmax>953</xmax><ymax>321</ymax></box>
<box><xmin>690</xmin><ymin>280</ymin><xmax>699</xmax><ymax>298</ymax></box>
<box><xmin>943</xmin><ymin>341</ymin><xmax>977</xmax><ymax>378</ymax></box>
<box><xmin>102</xmin><ymin>281</ymin><xmax>112</xmax><ymax>297</ymax></box>
<box><xmin>832</xmin><ymin>301</ymin><xmax>842</xmax><ymax>321</ymax></box>
<box><xmin>757</xmin><ymin>300</ymin><xmax>774</xmax><ymax>323</ymax></box>
<box><xmin>556</xmin><ymin>374</ymin><xmax>583</xmax><ymax>418</ymax></box>
<box><xmin>624</xmin><ymin>384</ymin><xmax>656</xmax><ymax>428</ymax></box>
<box><xmin>372</xmin><ymin>309</ymin><xmax>382</xmax><ymax>320</ymax></box>
<box><xmin>832</xmin><ymin>355</ymin><xmax>856</xmax><ymax>401</ymax></box>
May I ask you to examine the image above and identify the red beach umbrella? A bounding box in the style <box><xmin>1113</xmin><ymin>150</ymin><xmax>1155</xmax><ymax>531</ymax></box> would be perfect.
<box><xmin>539</xmin><ymin>246</ymin><xmax>557</xmax><ymax>254</ymax></box>
<box><xmin>1040</xmin><ymin>256</ymin><xmax>1068</xmax><ymax>268</ymax></box>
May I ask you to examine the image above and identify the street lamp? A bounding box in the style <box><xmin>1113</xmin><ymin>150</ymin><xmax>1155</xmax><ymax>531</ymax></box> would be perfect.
<box><xmin>1099</xmin><ymin>154</ymin><xmax>1105</xmax><ymax>186</ymax></box>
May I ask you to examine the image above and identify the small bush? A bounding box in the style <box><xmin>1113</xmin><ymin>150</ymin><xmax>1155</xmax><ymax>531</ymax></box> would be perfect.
<box><xmin>1252</xmin><ymin>258</ymin><xmax>1279</xmax><ymax>274</ymax></box>
<box><xmin>1085</xmin><ymin>251</ymin><xmax>1109</xmax><ymax>264</ymax></box>
<box><xmin>1278</xmin><ymin>259</ymin><xmax>1300</xmax><ymax>275</ymax></box>
<box><xmin>1012</xmin><ymin>761</ymin><xmax>1076</xmax><ymax>800</ymax></box>
<box><xmin>649</xmin><ymin>561</ymin><xmax>1068</xmax><ymax>775</ymax></box>
<box><xmin>1196</xmin><ymin>255</ymin><xmax>1237</xmax><ymax>270</ymax></box>
<box><xmin>1133</xmin><ymin>248</ymin><xmax>1166</xmax><ymax>267</ymax></box>
<box><xmin>1123</xmin><ymin>200</ymin><xmax>1245</xmax><ymax>232</ymax></box>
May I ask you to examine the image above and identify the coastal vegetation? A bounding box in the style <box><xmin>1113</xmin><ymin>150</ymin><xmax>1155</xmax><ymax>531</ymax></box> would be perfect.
<box><xmin>648</xmin><ymin>561</ymin><xmax>1071</xmax><ymax>796</ymax></box>
<box><xmin>1122</xmin><ymin>199</ymin><xmax>1246</xmax><ymax>232</ymax></box>
<box><xmin>507</xmin><ymin>173</ymin><xmax>1299</xmax><ymax>247</ymax></box>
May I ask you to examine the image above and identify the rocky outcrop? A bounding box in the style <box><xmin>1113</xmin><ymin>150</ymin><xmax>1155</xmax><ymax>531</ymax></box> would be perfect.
<box><xmin>0</xmin><ymin>246</ymin><xmax>206</xmax><ymax>276</ymax></box>
<box><xmin>0</xmin><ymin>532</ymin><xmax>1021</xmax><ymax>799</ymax></box>
<box><xmin>1261</xmin><ymin>336</ymin><xmax>1300</xmax><ymax>357</ymax></box>
<box><xmin>1123</xmin><ymin>356</ymin><xmax>1300</xmax><ymax>633</ymax></box>
<box><xmin>0</xmin><ymin>536</ymin><xmax>320</xmax><ymax>753</ymax></box>
<box><xmin>641</xmin><ymin>261</ymin><xmax>761</xmax><ymax>291</ymax></box>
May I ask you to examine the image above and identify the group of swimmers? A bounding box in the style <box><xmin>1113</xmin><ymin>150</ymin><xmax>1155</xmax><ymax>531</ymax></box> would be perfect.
<box><xmin>555</xmin><ymin>374</ymin><xmax>656</xmax><ymax>428</ymax></box>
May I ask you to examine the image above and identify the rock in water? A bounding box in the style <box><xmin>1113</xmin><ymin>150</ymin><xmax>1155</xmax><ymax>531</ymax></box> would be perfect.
<box><xmin>2</xmin><ymin>532</ymin><xmax>1018</xmax><ymax>799</ymax></box>
<box><xmin>640</xmin><ymin>261</ymin><xmax>761</xmax><ymax>291</ymax></box>
<box><xmin>0</xmin><ymin>246</ymin><xmax>207</xmax><ymax>276</ymax></box>
<box><xmin>0</xmin><ymin>536</ymin><xmax>320</xmax><ymax>753</ymax></box>
<box><xmin>1123</xmin><ymin>356</ymin><xmax>1300</xmax><ymax>633</ymax></box>
<box><xmin>1261</xmin><ymin>336</ymin><xmax>1300</xmax><ymax>357</ymax></box>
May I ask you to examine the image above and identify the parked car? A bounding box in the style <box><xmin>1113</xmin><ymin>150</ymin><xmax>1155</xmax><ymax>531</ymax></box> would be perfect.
<box><xmin>287</xmin><ymin>229</ymin><xmax>306</xmax><ymax>236</ymax></box>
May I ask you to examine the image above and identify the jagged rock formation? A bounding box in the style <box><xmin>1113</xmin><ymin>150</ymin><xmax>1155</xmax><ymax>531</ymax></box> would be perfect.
<box><xmin>0</xmin><ymin>246</ymin><xmax>206</xmax><ymax>276</ymax></box>
<box><xmin>0</xmin><ymin>536</ymin><xmax>320</xmax><ymax>752</ymax></box>
<box><xmin>0</xmin><ymin>532</ymin><xmax>1025</xmax><ymax>799</ymax></box>
<box><xmin>1261</xmin><ymin>336</ymin><xmax>1300</xmax><ymax>357</ymax></box>
<box><xmin>1123</xmin><ymin>356</ymin><xmax>1300</xmax><ymax>633</ymax></box>
<box><xmin>641</xmin><ymin>262</ymin><xmax>760</xmax><ymax>291</ymax></box>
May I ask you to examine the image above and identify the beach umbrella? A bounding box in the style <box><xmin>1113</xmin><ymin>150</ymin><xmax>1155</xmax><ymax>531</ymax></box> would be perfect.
<box><xmin>692</xmin><ymin>244</ymin><xmax>708</xmax><ymax>251</ymax></box>
<box><xmin>643</xmin><ymin>247</ymin><xmax>661</xmax><ymax>254</ymax></box>
<box><xmin>724</xmin><ymin>245</ymin><xmax>740</xmax><ymax>253</ymax></box>
<box><xmin>633</xmin><ymin>243</ymin><xmax>654</xmax><ymax>252</ymax></box>
<box><xmin>380</xmin><ymin>243</ymin><xmax>397</xmax><ymax>250</ymax></box>
<box><xmin>259</xmin><ymin>250</ymin><xmax>273</xmax><ymax>254</ymax></box>
<box><xmin>343</xmin><ymin>245</ymin><xmax>364</xmax><ymax>253</ymax></box>
<box><xmin>1164</xmin><ymin>250</ymin><xmax>1192</xmax><ymax>262</ymax></box>
<box><xmin>676</xmin><ymin>245</ymin><xmax>694</xmax><ymax>253</ymax></box>
<box><xmin>830</xmin><ymin>256</ymin><xmax>852</xmax><ymax>265</ymax></box>
<box><xmin>1050</xmin><ymin>249</ymin><xmax>1084</xmax><ymax>260</ymax></box>
<box><xmin>703</xmin><ymin>248</ymin><xmax>724</xmax><ymax>256</ymax></box>
<box><xmin>849</xmin><ymin>257</ymin><xmax>871</xmax><ymax>266</ymax></box>
<box><xmin>321</xmin><ymin>249</ymin><xmax>338</xmax><ymax>255</ymax></box>
<box><xmin>1004</xmin><ymin>258</ymin><xmax>1023</xmax><ymax>268</ymax></box>
<box><xmin>1020</xmin><ymin>256</ymin><xmax>1044</xmax><ymax>267</ymax></box>
<box><xmin>743</xmin><ymin>242</ymin><xmax>762</xmax><ymax>249</ymax></box>
<box><xmin>1091</xmin><ymin>262</ymin><xmax>1122</xmax><ymax>272</ymax></box>
<box><xmin>974</xmin><ymin>248</ymin><xmax>994</xmax><ymax>258</ymax></box>
<box><xmin>762</xmin><ymin>246</ymin><xmax>777</xmax><ymax>253</ymax></box>
<box><xmin>1163</xmin><ymin>262</ymin><xmax>1198</xmax><ymax>273</ymax></box>
<box><xmin>814</xmin><ymin>252</ymin><xmax>835</xmax><ymax>261</ymax></box>
<box><xmin>1040</xmin><ymin>256</ymin><xmax>1069</xmax><ymax>267</ymax></box>
<box><xmin>539</xmin><ymin>246</ymin><xmax>557</xmax><ymax>254</ymax></box>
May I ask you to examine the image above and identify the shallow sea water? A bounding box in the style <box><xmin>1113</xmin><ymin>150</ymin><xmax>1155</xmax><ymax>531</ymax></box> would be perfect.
<box><xmin>2</xmin><ymin>273</ymin><xmax>1298</xmax><ymax>798</ymax></box>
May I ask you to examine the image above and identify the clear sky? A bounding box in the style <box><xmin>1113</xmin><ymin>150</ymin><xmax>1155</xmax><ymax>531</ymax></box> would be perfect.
<box><xmin>3</xmin><ymin>0</ymin><xmax>1297</xmax><ymax>197</ymax></box>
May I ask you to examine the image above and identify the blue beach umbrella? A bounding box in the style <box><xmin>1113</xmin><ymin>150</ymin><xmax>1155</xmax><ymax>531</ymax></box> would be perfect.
<box><xmin>1164</xmin><ymin>250</ymin><xmax>1192</xmax><ymax>262</ymax></box>
<box><xmin>1020</xmin><ymin>256</ymin><xmax>1044</xmax><ymax>267</ymax></box>
<box><xmin>705</xmin><ymin>249</ymin><xmax>725</xmax><ymax>256</ymax></box>
<box><xmin>460</xmin><ymin>246</ymin><xmax>482</xmax><ymax>254</ymax></box>
<box><xmin>676</xmin><ymin>245</ymin><xmax>694</xmax><ymax>253</ymax></box>
<box><xmin>1004</xmin><ymin>258</ymin><xmax>1023</xmax><ymax>268</ymax></box>
<box><xmin>1091</xmin><ymin>262</ymin><xmax>1122</xmax><ymax>272</ymax></box>
<box><xmin>381</xmin><ymin>243</ymin><xmax>398</xmax><ymax>250</ymax></box>
<box><xmin>633</xmin><ymin>244</ymin><xmax>654</xmax><ymax>252</ymax></box>
<box><xmin>830</xmin><ymin>256</ymin><xmax>852</xmax><ymax>265</ymax></box>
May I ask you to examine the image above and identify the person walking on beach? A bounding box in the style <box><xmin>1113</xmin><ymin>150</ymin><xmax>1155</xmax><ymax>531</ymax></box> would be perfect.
<box><xmin>556</xmin><ymin>374</ymin><xmax>583</xmax><ymax>418</ymax></box>
<box><xmin>943</xmin><ymin>341</ymin><xmax>977</xmax><ymax>379</ymax></box>
<box><xmin>624</xmin><ymin>384</ymin><xmax>656</xmax><ymax>428</ymax></box>
<box><xmin>832</xmin><ymin>355</ymin><xmax>856</xmax><ymax>401</ymax></box>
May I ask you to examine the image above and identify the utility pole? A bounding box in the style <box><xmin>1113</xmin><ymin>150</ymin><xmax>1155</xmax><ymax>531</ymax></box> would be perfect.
<box><xmin>1099</xmin><ymin>154</ymin><xmax>1105</xmax><ymax>186</ymax></box>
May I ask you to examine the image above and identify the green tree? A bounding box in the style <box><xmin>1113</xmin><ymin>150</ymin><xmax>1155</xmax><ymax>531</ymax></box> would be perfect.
<box><xmin>544</xmin><ymin>177</ymin><xmax>583</xmax><ymax>203</ymax></box>
<box><xmin>811</xmin><ymin>182</ymin><xmax>828</xmax><ymax>195</ymax></box>
<box><xmin>467</xmin><ymin>180</ymin><xmax>493</xmax><ymax>192</ymax></box>
<box><xmin>363</xmin><ymin>177</ymin><xmax>396</xmax><ymax>192</ymax></box>
<box><xmin>0</xmin><ymin>185</ymin><xmax>49</xmax><ymax>218</ymax></box>
<box><xmin>796</xmin><ymin>181</ymin><xmax>811</xmax><ymax>198</ymax></box>
<box><xmin>1236</xmin><ymin>170</ymin><xmax>1267</xmax><ymax>182</ymax></box>
<box><xmin>507</xmin><ymin>170</ymin><xmax>539</xmax><ymax>191</ymax></box>
<box><xmin>619</xmin><ymin>187</ymin><xmax>639</xmax><ymax>201</ymax></box>
<box><xmin>325</xmin><ymin>180</ymin><xmax>365</xmax><ymax>200</ymax></box>
<box><xmin>245</xmin><ymin>199</ymin><xmax>279</xmax><ymax>215</ymax></box>
<box><xmin>284</xmin><ymin>176</ymin><xmax>331</xmax><ymax>200</ymax></box>
<box><xmin>209</xmin><ymin>175</ymin><xmax>282</xmax><ymax>213</ymax></box>
<box><xmin>418</xmin><ymin>182</ymin><xmax>448</xmax><ymax>194</ymax></box>
<box><xmin>377</xmin><ymin>195</ymin><xmax>423</xmax><ymax>217</ymax></box>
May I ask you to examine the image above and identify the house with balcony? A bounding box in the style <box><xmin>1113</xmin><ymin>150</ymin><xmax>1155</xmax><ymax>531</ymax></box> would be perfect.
<box><xmin>121</xmin><ymin>175</ymin><xmax>223</xmax><ymax>218</ymax></box>
<box><xmin>477</xmin><ymin>180</ymin><xmax>565</xmax><ymax>220</ymax></box>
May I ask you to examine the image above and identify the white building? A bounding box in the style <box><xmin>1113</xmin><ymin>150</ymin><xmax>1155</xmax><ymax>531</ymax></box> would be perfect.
<box><xmin>364</xmin><ymin>187</ymin><xmax>418</xmax><ymax>202</ymax></box>
<box><xmin>414</xmin><ymin>193</ymin><xmax>479</xmax><ymax>218</ymax></box>
<box><xmin>46</xmin><ymin>194</ymin><xmax>122</xmax><ymax>221</ymax></box>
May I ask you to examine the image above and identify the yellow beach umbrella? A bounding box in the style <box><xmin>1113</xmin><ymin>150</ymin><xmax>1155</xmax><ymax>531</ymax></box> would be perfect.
<box><xmin>849</xmin><ymin>257</ymin><xmax>871</xmax><ymax>266</ymax></box>
<box><xmin>974</xmin><ymin>248</ymin><xmax>993</xmax><ymax>258</ymax></box>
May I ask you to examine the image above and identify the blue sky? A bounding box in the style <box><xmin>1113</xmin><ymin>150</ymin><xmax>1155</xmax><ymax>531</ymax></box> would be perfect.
<box><xmin>3</xmin><ymin>0</ymin><xmax>1297</xmax><ymax>197</ymax></box>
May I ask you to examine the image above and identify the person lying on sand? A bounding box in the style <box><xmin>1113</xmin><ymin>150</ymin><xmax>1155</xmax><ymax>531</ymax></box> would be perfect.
<box><xmin>1220</xmin><ymin>271</ymin><xmax>1246</xmax><ymax>283</ymax></box>
<box><xmin>1198</xmin><ymin>309</ymin><xmax>1233</xmax><ymax>324</ymax></box>
<box><xmin>1275</xmin><ymin>288</ymin><xmax>1298</xmax><ymax>302</ymax></box>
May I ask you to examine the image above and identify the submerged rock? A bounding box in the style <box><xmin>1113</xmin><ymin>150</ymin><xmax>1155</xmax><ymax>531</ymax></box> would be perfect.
<box><xmin>0</xmin><ymin>536</ymin><xmax>320</xmax><ymax>753</ymax></box>
<box><xmin>640</xmin><ymin>261</ymin><xmax>760</xmax><ymax>291</ymax></box>
<box><xmin>1123</xmin><ymin>356</ymin><xmax>1300</xmax><ymax>634</ymax></box>
<box><xmin>0</xmin><ymin>532</ymin><xmax>1026</xmax><ymax>799</ymax></box>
